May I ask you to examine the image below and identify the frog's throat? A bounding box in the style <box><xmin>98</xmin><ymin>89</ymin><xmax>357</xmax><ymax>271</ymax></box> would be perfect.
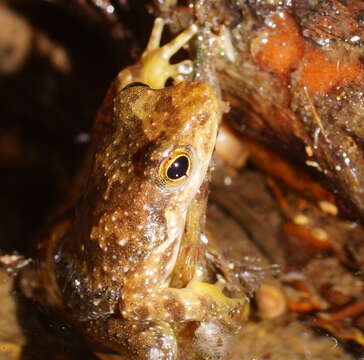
<box><xmin>158</xmin><ymin>208</ymin><xmax>187</xmax><ymax>285</ymax></box>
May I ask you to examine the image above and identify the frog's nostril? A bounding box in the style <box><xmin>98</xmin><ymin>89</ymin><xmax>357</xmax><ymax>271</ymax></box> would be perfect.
<box><xmin>165</xmin><ymin>77</ymin><xmax>174</xmax><ymax>87</ymax></box>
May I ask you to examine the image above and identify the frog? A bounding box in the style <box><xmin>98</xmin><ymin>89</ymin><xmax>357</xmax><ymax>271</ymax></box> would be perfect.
<box><xmin>20</xmin><ymin>18</ymin><xmax>249</xmax><ymax>359</ymax></box>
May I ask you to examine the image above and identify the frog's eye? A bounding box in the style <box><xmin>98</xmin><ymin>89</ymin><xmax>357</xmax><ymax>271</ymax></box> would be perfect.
<box><xmin>122</xmin><ymin>82</ymin><xmax>150</xmax><ymax>90</ymax></box>
<box><xmin>167</xmin><ymin>155</ymin><xmax>189</xmax><ymax>180</ymax></box>
<box><xmin>159</xmin><ymin>148</ymin><xmax>192</xmax><ymax>185</ymax></box>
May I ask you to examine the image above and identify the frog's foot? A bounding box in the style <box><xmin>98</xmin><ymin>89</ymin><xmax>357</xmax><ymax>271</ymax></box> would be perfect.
<box><xmin>122</xmin><ymin>268</ymin><xmax>248</xmax><ymax>330</ymax></box>
<box><xmin>186</xmin><ymin>274</ymin><xmax>249</xmax><ymax>329</ymax></box>
<box><xmin>138</xmin><ymin>18</ymin><xmax>198</xmax><ymax>88</ymax></box>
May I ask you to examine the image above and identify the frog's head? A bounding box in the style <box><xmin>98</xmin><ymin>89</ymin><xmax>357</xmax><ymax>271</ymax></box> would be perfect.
<box><xmin>112</xmin><ymin>81</ymin><xmax>220</xmax><ymax>206</ymax></box>
<box><xmin>73</xmin><ymin>82</ymin><xmax>219</xmax><ymax>269</ymax></box>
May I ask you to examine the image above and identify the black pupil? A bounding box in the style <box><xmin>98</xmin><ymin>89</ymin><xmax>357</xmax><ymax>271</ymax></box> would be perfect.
<box><xmin>167</xmin><ymin>156</ymin><xmax>189</xmax><ymax>180</ymax></box>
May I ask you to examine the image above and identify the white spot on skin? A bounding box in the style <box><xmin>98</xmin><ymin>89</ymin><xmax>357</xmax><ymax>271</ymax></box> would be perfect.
<box><xmin>224</xmin><ymin>176</ymin><xmax>232</xmax><ymax>186</ymax></box>
<box><xmin>170</xmin><ymin>227</ymin><xmax>179</xmax><ymax>236</ymax></box>
<box><xmin>118</xmin><ymin>238</ymin><xmax>127</xmax><ymax>246</ymax></box>
<box><xmin>200</xmin><ymin>233</ymin><xmax>208</xmax><ymax>244</ymax></box>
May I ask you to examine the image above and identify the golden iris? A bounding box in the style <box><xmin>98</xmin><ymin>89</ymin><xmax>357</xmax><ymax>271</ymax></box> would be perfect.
<box><xmin>159</xmin><ymin>148</ymin><xmax>192</xmax><ymax>184</ymax></box>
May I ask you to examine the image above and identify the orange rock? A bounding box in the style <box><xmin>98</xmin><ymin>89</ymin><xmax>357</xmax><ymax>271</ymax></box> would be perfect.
<box><xmin>252</xmin><ymin>11</ymin><xmax>304</xmax><ymax>76</ymax></box>
<box><xmin>298</xmin><ymin>46</ymin><xmax>364</xmax><ymax>94</ymax></box>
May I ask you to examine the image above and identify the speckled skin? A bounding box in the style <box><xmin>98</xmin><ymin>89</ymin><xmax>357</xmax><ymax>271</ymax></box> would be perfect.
<box><xmin>28</xmin><ymin>20</ymin><xmax>248</xmax><ymax>359</ymax></box>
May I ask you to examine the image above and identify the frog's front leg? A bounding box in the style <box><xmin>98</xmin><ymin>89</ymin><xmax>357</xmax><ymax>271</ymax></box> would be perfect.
<box><xmin>121</xmin><ymin>245</ymin><xmax>248</xmax><ymax>329</ymax></box>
